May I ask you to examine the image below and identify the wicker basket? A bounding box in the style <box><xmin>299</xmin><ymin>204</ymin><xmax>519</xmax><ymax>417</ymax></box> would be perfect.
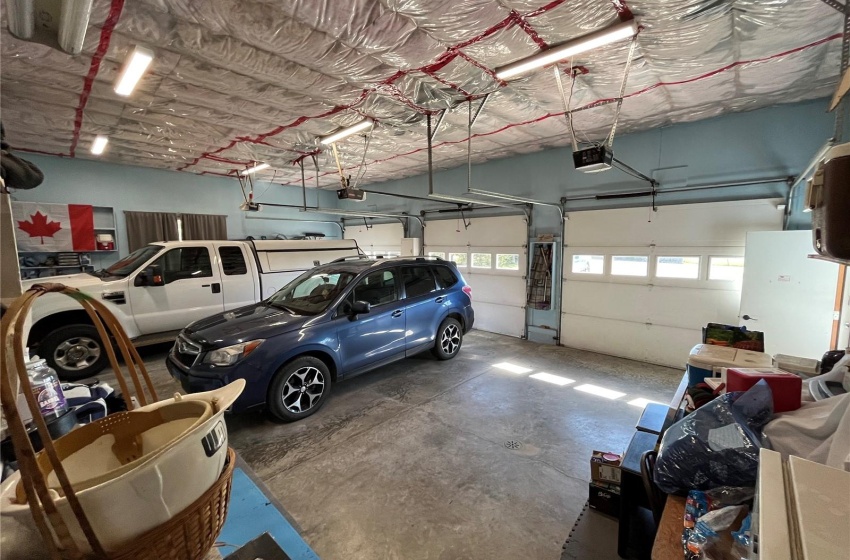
<box><xmin>0</xmin><ymin>284</ymin><xmax>235</xmax><ymax>559</ymax></box>
<box><xmin>108</xmin><ymin>447</ymin><xmax>235</xmax><ymax>560</ymax></box>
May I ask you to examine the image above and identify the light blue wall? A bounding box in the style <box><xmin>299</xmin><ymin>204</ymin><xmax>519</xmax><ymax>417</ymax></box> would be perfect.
<box><xmin>345</xmin><ymin>98</ymin><xmax>835</xmax><ymax>234</ymax></box>
<box><xmin>11</xmin><ymin>154</ymin><xmax>343</xmax><ymax>268</ymax></box>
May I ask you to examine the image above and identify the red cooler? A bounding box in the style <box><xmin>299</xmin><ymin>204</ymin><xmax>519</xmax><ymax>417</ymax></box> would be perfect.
<box><xmin>726</xmin><ymin>368</ymin><xmax>802</xmax><ymax>413</ymax></box>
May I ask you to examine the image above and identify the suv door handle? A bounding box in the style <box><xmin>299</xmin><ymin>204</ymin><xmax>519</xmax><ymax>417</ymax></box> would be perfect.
<box><xmin>434</xmin><ymin>296</ymin><xmax>445</xmax><ymax>304</ymax></box>
<box><xmin>391</xmin><ymin>310</ymin><xmax>403</xmax><ymax>318</ymax></box>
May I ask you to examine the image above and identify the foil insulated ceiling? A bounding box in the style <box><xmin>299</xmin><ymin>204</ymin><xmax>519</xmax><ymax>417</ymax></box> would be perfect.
<box><xmin>0</xmin><ymin>0</ymin><xmax>844</xmax><ymax>189</ymax></box>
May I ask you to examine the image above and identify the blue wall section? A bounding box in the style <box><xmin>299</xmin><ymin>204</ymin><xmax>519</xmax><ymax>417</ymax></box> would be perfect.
<box><xmin>344</xmin><ymin>98</ymin><xmax>835</xmax><ymax>234</ymax></box>
<box><xmin>10</xmin><ymin>154</ymin><xmax>344</xmax><ymax>267</ymax></box>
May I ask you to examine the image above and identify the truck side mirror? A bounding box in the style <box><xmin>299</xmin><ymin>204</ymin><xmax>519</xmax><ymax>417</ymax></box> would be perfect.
<box><xmin>135</xmin><ymin>265</ymin><xmax>164</xmax><ymax>287</ymax></box>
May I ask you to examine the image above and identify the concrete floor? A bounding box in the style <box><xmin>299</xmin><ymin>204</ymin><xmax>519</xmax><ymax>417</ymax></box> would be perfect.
<box><xmin>135</xmin><ymin>330</ymin><xmax>681</xmax><ymax>560</ymax></box>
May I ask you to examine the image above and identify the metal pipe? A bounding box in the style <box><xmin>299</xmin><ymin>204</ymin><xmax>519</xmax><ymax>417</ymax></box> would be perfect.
<box><xmin>468</xmin><ymin>188</ymin><xmax>566</xmax><ymax>222</ymax></box>
<box><xmin>430</xmin><ymin>108</ymin><xmax>447</xmax><ymax>142</ymax></box>
<box><xmin>566</xmin><ymin>175</ymin><xmax>792</xmax><ymax>202</ymax></box>
<box><xmin>783</xmin><ymin>139</ymin><xmax>832</xmax><ymax>229</ymax></box>
<box><xmin>611</xmin><ymin>157</ymin><xmax>655</xmax><ymax>184</ymax></box>
<box><xmin>470</xmin><ymin>94</ymin><xmax>490</xmax><ymax>129</ymax></box>
<box><xmin>427</xmin><ymin>112</ymin><xmax>434</xmax><ymax>195</ymax></box>
<box><xmin>467</xmin><ymin>100</ymin><xmax>472</xmax><ymax>195</ymax></box>
<box><xmin>300</xmin><ymin>159</ymin><xmax>307</xmax><ymax>211</ymax></box>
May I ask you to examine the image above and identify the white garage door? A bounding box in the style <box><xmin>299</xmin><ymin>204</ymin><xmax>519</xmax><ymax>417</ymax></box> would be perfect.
<box><xmin>344</xmin><ymin>222</ymin><xmax>404</xmax><ymax>257</ymax></box>
<box><xmin>425</xmin><ymin>215</ymin><xmax>526</xmax><ymax>337</ymax></box>
<box><xmin>561</xmin><ymin>199</ymin><xmax>782</xmax><ymax>368</ymax></box>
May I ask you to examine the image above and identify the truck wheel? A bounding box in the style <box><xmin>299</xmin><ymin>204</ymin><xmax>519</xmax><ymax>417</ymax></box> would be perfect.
<box><xmin>40</xmin><ymin>325</ymin><xmax>107</xmax><ymax>381</ymax></box>
<box><xmin>267</xmin><ymin>356</ymin><xmax>332</xmax><ymax>422</ymax></box>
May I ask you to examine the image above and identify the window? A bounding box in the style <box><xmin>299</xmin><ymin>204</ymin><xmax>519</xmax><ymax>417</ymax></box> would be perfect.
<box><xmin>219</xmin><ymin>246</ymin><xmax>247</xmax><ymax>275</ymax></box>
<box><xmin>496</xmin><ymin>254</ymin><xmax>520</xmax><ymax>270</ymax></box>
<box><xmin>471</xmin><ymin>253</ymin><xmax>492</xmax><ymax>269</ymax></box>
<box><xmin>656</xmin><ymin>256</ymin><xmax>700</xmax><ymax>279</ymax></box>
<box><xmin>572</xmin><ymin>255</ymin><xmax>603</xmax><ymax>274</ymax></box>
<box><xmin>350</xmin><ymin>269</ymin><xmax>398</xmax><ymax>307</ymax></box>
<box><xmin>428</xmin><ymin>251</ymin><xmax>445</xmax><ymax>259</ymax></box>
<box><xmin>402</xmin><ymin>266</ymin><xmax>437</xmax><ymax>298</ymax></box>
<box><xmin>270</xmin><ymin>270</ymin><xmax>355</xmax><ymax>315</ymax></box>
<box><xmin>449</xmin><ymin>252</ymin><xmax>468</xmax><ymax>267</ymax></box>
<box><xmin>154</xmin><ymin>247</ymin><xmax>212</xmax><ymax>284</ymax></box>
<box><xmin>709</xmin><ymin>256</ymin><xmax>745</xmax><ymax>281</ymax></box>
<box><xmin>434</xmin><ymin>266</ymin><xmax>458</xmax><ymax>289</ymax></box>
<box><xmin>611</xmin><ymin>256</ymin><xmax>648</xmax><ymax>276</ymax></box>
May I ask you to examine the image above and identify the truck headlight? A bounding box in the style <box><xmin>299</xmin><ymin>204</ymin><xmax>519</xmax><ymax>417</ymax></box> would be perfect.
<box><xmin>203</xmin><ymin>339</ymin><xmax>265</xmax><ymax>367</ymax></box>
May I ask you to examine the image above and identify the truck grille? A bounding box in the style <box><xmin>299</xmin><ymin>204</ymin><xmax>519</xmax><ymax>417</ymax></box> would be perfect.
<box><xmin>173</xmin><ymin>335</ymin><xmax>202</xmax><ymax>368</ymax></box>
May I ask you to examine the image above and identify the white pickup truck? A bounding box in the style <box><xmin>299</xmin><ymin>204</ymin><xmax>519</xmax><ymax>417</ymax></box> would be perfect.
<box><xmin>24</xmin><ymin>239</ymin><xmax>361</xmax><ymax>380</ymax></box>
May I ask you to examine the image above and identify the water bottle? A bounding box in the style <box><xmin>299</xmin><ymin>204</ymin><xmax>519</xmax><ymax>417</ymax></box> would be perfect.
<box><xmin>26</xmin><ymin>358</ymin><xmax>68</xmax><ymax>419</ymax></box>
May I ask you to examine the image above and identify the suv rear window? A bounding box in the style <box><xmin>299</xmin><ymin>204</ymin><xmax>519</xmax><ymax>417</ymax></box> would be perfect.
<box><xmin>434</xmin><ymin>266</ymin><xmax>458</xmax><ymax>289</ymax></box>
<box><xmin>402</xmin><ymin>266</ymin><xmax>437</xmax><ymax>298</ymax></box>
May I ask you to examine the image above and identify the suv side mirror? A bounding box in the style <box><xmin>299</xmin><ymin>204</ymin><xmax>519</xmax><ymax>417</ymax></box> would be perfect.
<box><xmin>350</xmin><ymin>300</ymin><xmax>371</xmax><ymax>315</ymax></box>
<box><xmin>135</xmin><ymin>265</ymin><xmax>164</xmax><ymax>287</ymax></box>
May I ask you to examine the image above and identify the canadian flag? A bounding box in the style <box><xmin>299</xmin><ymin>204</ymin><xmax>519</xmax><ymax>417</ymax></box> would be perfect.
<box><xmin>12</xmin><ymin>202</ymin><xmax>95</xmax><ymax>252</ymax></box>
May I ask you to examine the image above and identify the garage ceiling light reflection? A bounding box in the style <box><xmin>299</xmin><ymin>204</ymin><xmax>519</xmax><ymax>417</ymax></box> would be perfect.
<box><xmin>574</xmin><ymin>384</ymin><xmax>626</xmax><ymax>400</ymax></box>
<box><xmin>492</xmin><ymin>362</ymin><xmax>532</xmax><ymax>374</ymax></box>
<box><xmin>530</xmin><ymin>373</ymin><xmax>575</xmax><ymax>386</ymax></box>
<box><xmin>627</xmin><ymin>398</ymin><xmax>661</xmax><ymax>408</ymax></box>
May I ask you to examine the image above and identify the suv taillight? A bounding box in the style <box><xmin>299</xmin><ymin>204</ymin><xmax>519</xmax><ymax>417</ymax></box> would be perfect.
<box><xmin>462</xmin><ymin>285</ymin><xmax>472</xmax><ymax>299</ymax></box>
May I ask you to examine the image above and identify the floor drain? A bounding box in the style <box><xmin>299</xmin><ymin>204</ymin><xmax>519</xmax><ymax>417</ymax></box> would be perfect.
<box><xmin>504</xmin><ymin>440</ymin><xmax>522</xmax><ymax>450</ymax></box>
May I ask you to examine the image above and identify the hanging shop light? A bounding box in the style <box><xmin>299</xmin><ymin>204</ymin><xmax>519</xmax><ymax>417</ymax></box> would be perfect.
<box><xmin>114</xmin><ymin>46</ymin><xmax>155</xmax><ymax>96</ymax></box>
<box><xmin>319</xmin><ymin>119</ymin><xmax>373</xmax><ymax>145</ymax></box>
<box><xmin>239</xmin><ymin>162</ymin><xmax>270</xmax><ymax>176</ymax></box>
<box><xmin>495</xmin><ymin>19</ymin><xmax>638</xmax><ymax>80</ymax></box>
<box><xmin>90</xmin><ymin>135</ymin><xmax>108</xmax><ymax>155</ymax></box>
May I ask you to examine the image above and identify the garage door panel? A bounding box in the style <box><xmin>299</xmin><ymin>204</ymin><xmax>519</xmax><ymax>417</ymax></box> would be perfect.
<box><xmin>426</xmin><ymin>215</ymin><xmax>526</xmax><ymax>338</ymax></box>
<box><xmin>562</xmin><ymin>282</ymin><xmax>651</xmax><ymax>324</ymax></box>
<box><xmin>345</xmin><ymin>223</ymin><xmax>403</xmax><ymax>255</ymax></box>
<box><xmin>475</xmin><ymin>302</ymin><xmax>525</xmax><ymax>338</ymax></box>
<box><xmin>466</xmin><ymin>275</ymin><xmax>525</xmax><ymax>306</ymax></box>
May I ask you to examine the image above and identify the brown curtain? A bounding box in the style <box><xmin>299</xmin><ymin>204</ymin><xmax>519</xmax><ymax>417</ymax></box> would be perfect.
<box><xmin>182</xmin><ymin>213</ymin><xmax>227</xmax><ymax>241</ymax></box>
<box><xmin>124</xmin><ymin>211</ymin><xmax>179</xmax><ymax>252</ymax></box>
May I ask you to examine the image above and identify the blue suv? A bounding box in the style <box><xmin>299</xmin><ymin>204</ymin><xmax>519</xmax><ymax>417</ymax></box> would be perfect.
<box><xmin>166</xmin><ymin>256</ymin><xmax>474</xmax><ymax>421</ymax></box>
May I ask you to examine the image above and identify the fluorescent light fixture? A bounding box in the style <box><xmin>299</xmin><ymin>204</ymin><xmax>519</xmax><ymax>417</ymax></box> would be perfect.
<box><xmin>574</xmin><ymin>384</ymin><xmax>626</xmax><ymax>400</ymax></box>
<box><xmin>90</xmin><ymin>135</ymin><xmax>108</xmax><ymax>155</ymax></box>
<box><xmin>495</xmin><ymin>19</ymin><xmax>638</xmax><ymax>80</ymax></box>
<box><xmin>492</xmin><ymin>362</ymin><xmax>532</xmax><ymax>374</ymax></box>
<box><xmin>428</xmin><ymin>193</ymin><xmax>520</xmax><ymax>211</ymax></box>
<box><xmin>529</xmin><ymin>373</ymin><xmax>575</xmax><ymax>386</ymax></box>
<box><xmin>114</xmin><ymin>45</ymin><xmax>154</xmax><ymax>96</ymax></box>
<box><xmin>319</xmin><ymin>119</ymin><xmax>373</xmax><ymax>145</ymax></box>
<box><xmin>239</xmin><ymin>162</ymin><xmax>270</xmax><ymax>176</ymax></box>
<box><xmin>627</xmin><ymin>398</ymin><xmax>660</xmax><ymax>408</ymax></box>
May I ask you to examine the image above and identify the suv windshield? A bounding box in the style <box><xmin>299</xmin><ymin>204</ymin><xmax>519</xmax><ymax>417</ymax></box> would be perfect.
<box><xmin>268</xmin><ymin>269</ymin><xmax>355</xmax><ymax>315</ymax></box>
<box><xmin>102</xmin><ymin>245</ymin><xmax>162</xmax><ymax>277</ymax></box>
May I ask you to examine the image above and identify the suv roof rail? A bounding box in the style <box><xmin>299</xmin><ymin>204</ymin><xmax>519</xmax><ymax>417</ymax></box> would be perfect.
<box><xmin>371</xmin><ymin>255</ymin><xmax>450</xmax><ymax>263</ymax></box>
<box><xmin>330</xmin><ymin>255</ymin><xmax>373</xmax><ymax>263</ymax></box>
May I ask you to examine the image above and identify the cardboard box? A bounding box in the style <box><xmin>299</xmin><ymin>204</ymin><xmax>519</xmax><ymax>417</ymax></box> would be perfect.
<box><xmin>590</xmin><ymin>450</ymin><xmax>622</xmax><ymax>485</ymax></box>
<box><xmin>588</xmin><ymin>482</ymin><xmax>621</xmax><ymax>517</ymax></box>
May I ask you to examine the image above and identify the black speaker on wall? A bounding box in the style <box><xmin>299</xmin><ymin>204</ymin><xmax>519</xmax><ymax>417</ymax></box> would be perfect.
<box><xmin>809</xmin><ymin>143</ymin><xmax>850</xmax><ymax>261</ymax></box>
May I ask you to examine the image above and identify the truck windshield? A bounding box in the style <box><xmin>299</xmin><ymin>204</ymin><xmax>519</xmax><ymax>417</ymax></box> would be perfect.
<box><xmin>267</xmin><ymin>270</ymin><xmax>355</xmax><ymax>315</ymax></box>
<box><xmin>103</xmin><ymin>245</ymin><xmax>163</xmax><ymax>277</ymax></box>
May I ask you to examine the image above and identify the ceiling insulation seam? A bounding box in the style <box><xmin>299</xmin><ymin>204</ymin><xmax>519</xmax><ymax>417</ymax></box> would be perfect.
<box><xmin>281</xmin><ymin>30</ymin><xmax>843</xmax><ymax>187</ymax></box>
<box><xmin>69</xmin><ymin>0</ymin><xmax>126</xmax><ymax>157</ymax></box>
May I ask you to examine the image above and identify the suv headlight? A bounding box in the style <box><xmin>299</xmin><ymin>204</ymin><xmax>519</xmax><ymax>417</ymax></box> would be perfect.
<box><xmin>203</xmin><ymin>339</ymin><xmax>265</xmax><ymax>367</ymax></box>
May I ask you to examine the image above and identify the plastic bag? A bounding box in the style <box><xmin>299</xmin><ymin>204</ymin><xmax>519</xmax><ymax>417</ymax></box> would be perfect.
<box><xmin>655</xmin><ymin>380</ymin><xmax>773</xmax><ymax>494</ymax></box>
<box><xmin>684</xmin><ymin>505</ymin><xmax>748</xmax><ymax>559</ymax></box>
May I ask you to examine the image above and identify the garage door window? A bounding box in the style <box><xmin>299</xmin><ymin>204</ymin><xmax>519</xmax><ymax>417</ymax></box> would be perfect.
<box><xmin>428</xmin><ymin>251</ymin><xmax>445</xmax><ymax>259</ymax></box>
<box><xmin>402</xmin><ymin>266</ymin><xmax>437</xmax><ymax>298</ymax></box>
<box><xmin>656</xmin><ymin>256</ymin><xmax>699</xmax><ymax>279</ymax></box>
<box><xmin>449</xmin><ymin>252</ymin><xmax>468</xmax><ymax>266</ymax></box>
<box><xmin>472</xmin><ymin>253</ymin><xmax>492</xmax><ymax>269</ymax></box>
<box><xmin>611</xmin><ymin>256</ymin><xmax>648</xmax><ymax>276</ymax></box>
<box><xmin>709</xmin><ymin>256</ymin><xmax>745</xmax><ymax>281</ymax></box>
<box><xmin>496</xmin><ymin>254</ymin><xmax>520</xmax><ymax>270</ymax></box>
<box><xmin>572</xmin><ymin>255</ymin><xmax>604</xmax><ymax>274</ymax></box>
